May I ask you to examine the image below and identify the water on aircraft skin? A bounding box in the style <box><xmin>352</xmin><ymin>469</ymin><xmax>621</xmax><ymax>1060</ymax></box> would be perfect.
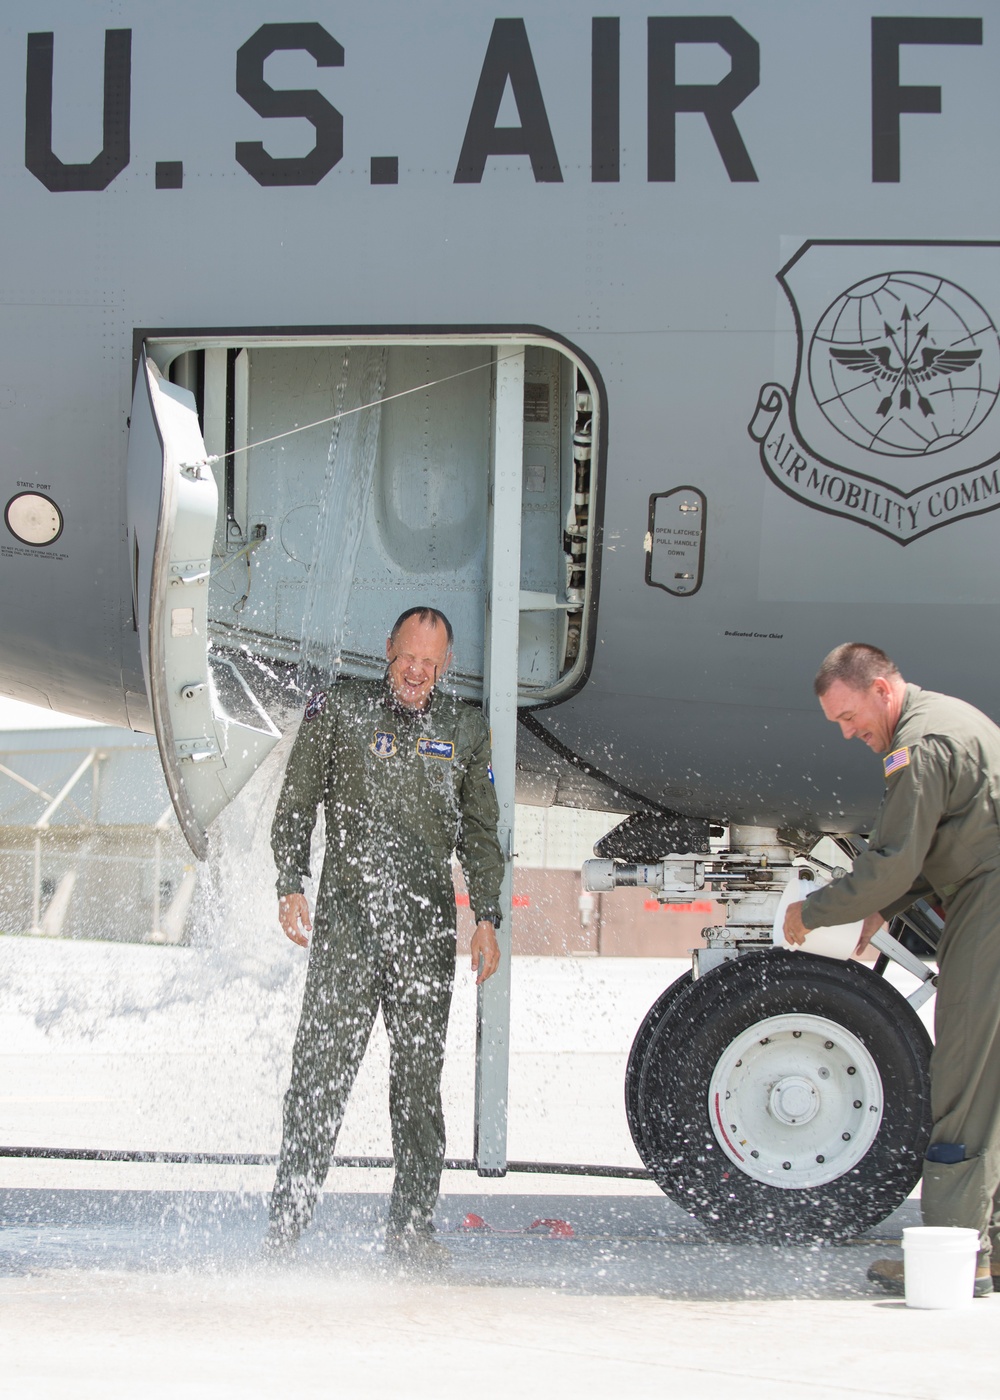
<box><xmin>0</xmin><ymin>2</ymin><xmax>993</xmax><ymax>1240</ymax></box>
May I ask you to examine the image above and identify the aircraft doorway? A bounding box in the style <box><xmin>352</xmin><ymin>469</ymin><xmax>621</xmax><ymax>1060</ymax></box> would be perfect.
<box><xmin>127</xmin><ymin>331</ymin><xmax>603</xmax><ymax>856</ymax></box>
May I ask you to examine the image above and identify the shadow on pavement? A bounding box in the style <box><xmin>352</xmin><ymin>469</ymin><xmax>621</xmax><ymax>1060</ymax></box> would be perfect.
<box><xmin>0</xmin><ymin>1188</ymin><xmax>919</xmax><ymax>1302</ymax></box>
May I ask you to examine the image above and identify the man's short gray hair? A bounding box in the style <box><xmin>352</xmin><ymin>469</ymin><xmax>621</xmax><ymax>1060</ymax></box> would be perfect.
<box><xmin>814</xmin><ymin>643</ymin><xmax>901</xmax><ymax>698</ymax></box>
<box><xmin>390</xmin><ymin>606</ymin><xmax>453</xmax><ymax>646</ymax></box>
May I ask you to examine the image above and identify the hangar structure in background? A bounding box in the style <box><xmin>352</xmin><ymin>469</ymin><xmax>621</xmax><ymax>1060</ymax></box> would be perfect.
<box><xmin>0</xmin><ymin>728</ymin><xmax>196</xmax><ymax>945</ymax></box>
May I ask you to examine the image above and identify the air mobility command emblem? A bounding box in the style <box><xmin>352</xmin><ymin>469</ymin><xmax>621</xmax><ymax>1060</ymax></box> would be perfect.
<box><xmin>417</xmin><ymin>738</ymin><xmax>454</xmax><ymax>759</ymax></box>
<box><xmin>749</xmin><ymin>241</ymin><xmax>1000</xmax><ymax>544</ymax></box>
<box><xmin>371</xmin><ymin>730</ymin><xmax>397</xmax><ymax>758</ymax></box>
<box><xmin>303</xmin><ymin>691</ymin><xmax>327</xmax><ymax>721</ymax></box>
<box><xmin>883</xmin><ymin>747</ymin><xmax>910</xmax><ymax>777</ymax></box>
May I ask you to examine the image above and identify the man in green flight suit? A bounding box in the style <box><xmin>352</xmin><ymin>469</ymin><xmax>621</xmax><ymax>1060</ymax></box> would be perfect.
<box><xmin>265</xmin><ymin>606</ymin><xmax>504</xmax><ymax>1266</ymax></box>
<box><xmin>784</xmin><ymin>643</ymin><xmax>1000</xmax><ymax>1299</ymax></box>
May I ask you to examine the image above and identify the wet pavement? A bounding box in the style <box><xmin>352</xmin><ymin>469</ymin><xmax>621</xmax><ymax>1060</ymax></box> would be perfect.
<box><xmin>1</xmin><ymin>941</ymin><xmax>995</xmax><ymax>1396</ymax></box>
<box><xmin>0</xmin><ymin>1187</ymin><xmax>996</xmax><ymax>1399</ymax></box>
<box><xmin>0</xmin><ymin>1187</ymin><xmax>917</xmax><ymax>1300</ymax></box>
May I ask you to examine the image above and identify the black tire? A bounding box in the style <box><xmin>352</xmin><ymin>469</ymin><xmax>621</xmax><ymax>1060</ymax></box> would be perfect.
<box><xmin>634</xmin><ymin>950</ymin><xmax>932</xmax><ymax>1241</ymax></box>
<box><xmin>624</xmin><ymin>971</ymin><xmax>692</xmax><ymax>1156</ymax></box>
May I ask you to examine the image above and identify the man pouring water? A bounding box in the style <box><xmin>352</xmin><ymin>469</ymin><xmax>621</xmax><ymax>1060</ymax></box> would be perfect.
<box><xmin>784</xmin><ymin>643</ymin><xmax>1000</xmax><ymax>1299</ymax></box>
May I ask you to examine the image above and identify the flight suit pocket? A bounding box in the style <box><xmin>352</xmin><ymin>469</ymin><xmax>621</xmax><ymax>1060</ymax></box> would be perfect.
<box><xmin>921</xmin><ymin>1153</ymin><xmax>990</xmax><ymax>1235</ymax></box>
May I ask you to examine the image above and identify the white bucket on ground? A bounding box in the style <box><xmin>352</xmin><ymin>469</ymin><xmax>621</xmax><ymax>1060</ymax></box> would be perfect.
<box><xmin>902</xmin><ymin>1226</ymin><xmax>980</xmax><ymax>1309</ymax></box>
<box><xmin>771</xmin><ymin>876</ymin><xmax>863</xmax><ymax>960</ymax></box>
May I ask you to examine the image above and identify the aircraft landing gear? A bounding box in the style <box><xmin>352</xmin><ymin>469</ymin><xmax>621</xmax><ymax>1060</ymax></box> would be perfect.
<box><xmin>625</xmin><ymin>951</ymin><xmax>932</xmax><ymax>1241</ymax></box>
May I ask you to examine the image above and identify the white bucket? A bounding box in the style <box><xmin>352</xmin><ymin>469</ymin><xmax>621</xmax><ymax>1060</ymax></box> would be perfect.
<box><xmin>902</xmin><ymin>1226</ymin><xmax>980</xmax><ymax>1309</ymax></box>
<box><xmin>771</xmin><ymin>876</ymin><xmax>863</xmax><ymax>960</ymax></box>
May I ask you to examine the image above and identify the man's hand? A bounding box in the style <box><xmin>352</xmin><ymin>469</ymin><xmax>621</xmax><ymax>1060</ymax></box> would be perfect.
<box><xmin>278</xmin><ymin>893</ymin><xmax>312</xmax><ymax>947</ymax></box>
<box><xmin>471</xmin><ymin>920</ymin><xmax>500</xmax><ymax>985</ymax></box>
<box><xmin>783</xmin><ymin>900</ymin><xmax>809</xmax><ymax>945</ymax></box>
<box><xmin>854</xmin><ymin>910</ymin><xmax>886</xmax><ymax>958</ymax></box>
<box><xmin>783</xmin><ymin>899</ymin><xmax>886</xmax><ymax>957</ymax></box>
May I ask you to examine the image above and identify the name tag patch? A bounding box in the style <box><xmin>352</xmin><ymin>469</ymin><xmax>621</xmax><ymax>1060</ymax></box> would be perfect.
<box><xmin>371</xmin><ymin>730</ymin><xmax>397</xmax><ymax>758</ymax></box>
<box><xmin>883</xmin><ymin>747</ymin><xmax>910</xmax><ymax>777</ymax></box>
<box><xmin>417</xmin><ymin>738</ymin><xmax>454</xmax><ymax>760</ymax></box>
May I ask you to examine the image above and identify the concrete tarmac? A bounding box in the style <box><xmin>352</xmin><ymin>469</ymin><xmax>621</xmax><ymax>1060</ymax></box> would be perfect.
<box><xmin>0</xmin><ymin>1188</ymin><xmax>996</xmax><ymax>1399</ymax></box>
<box><xmin>0</xmin><ymin>938</ymin><xmax>996</xmax><ymax>1397</ymax></box>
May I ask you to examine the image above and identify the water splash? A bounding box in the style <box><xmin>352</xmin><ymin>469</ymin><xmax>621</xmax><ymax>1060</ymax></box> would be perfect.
<box><xmin>297</xmin><ymin>347</ymin><xmax>388</xmax><ymax>698</ymax></box>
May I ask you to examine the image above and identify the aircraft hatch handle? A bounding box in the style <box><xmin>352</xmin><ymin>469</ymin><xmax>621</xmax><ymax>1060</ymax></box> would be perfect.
<box><xmin>179</xmin><ymin>456</ymin><xmax>219</xmax><ymax>481</ymax></box>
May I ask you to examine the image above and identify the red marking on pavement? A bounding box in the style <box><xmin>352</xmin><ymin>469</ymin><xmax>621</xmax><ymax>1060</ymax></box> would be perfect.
<box><xmin>529</xmin><ymin>1218</ymin><xmax>574</xmax><ymax>1237</ymax></box>
<box><xmin>455</xmin><ymin>1213</ymin><xmax>573</xmax><ymax>1238</ymax></box>
<box><xmin>644</xmin><ymin>899</ymin><xmax>715</xmax><ymax>913</ymax></box>
<box><xmin>512</xmin><ymin>894</ymin><xmax>530</xmax><ymax>907</ymax></box>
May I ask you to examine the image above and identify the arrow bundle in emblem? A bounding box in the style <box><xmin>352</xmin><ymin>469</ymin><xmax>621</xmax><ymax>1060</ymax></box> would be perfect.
<box><xmin>830</xmin><ymin>307</ymin><xmax>982</xmax><ymax>419</ymax></box>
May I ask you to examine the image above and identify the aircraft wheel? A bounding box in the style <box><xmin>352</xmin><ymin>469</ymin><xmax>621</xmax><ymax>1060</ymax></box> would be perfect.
<box><xmin>633</xmin><ymin>950</ymin><xmax>932</xmax><ymax>1241</ymax></box>
<box><xmin>624</xmin><ymin>971</ymin><xmax>691</xmax><ymax>1156</ymax></box>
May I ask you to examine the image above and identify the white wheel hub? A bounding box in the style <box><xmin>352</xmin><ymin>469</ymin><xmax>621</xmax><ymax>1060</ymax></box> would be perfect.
<box><xmin>707</xmin><ymin>1012</ymin><xmax>884</xmax><ymax>1189</ymax></box>
<box><xmin>769</xmin><ymin>1075</ymin><xmax>819</xmax><ymax>1126</ymax></box>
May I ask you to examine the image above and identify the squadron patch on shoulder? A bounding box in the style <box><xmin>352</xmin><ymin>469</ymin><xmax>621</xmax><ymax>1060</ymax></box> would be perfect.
<box><xmin>417</xmin><ymin>738</ymin><xmax>454</xmax><ymax>760</ymax></box>
<box><xmin>487</xmin><ymin>763</ymin><xmax>495</xmax><ymax>785</ymax></box>
<box><xmin>371</xmin><ymin>730</ymin><xmax>398</xmax><ymax>758</ymax></box>
<box><xmin>883</xmin><ymin>747</ymin><xmax>910</xmax><ymax>777</ymax></box>
<box><xmin>303</xmin><ymin>691</ymin><xmax>327</xmax><ymax>721</ymax></box>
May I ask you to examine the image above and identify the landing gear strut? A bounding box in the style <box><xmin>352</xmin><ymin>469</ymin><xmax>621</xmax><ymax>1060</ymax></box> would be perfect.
<box><xmin>587</xmin><ymin>824</ymin><xmax>935</xmax><ymax>1241</ymax></box>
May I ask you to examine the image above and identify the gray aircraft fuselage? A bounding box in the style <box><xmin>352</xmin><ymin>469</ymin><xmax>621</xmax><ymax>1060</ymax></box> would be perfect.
<box><xmin>1</xmin><ymin>2</ymin><xmax>997</xmax><ymax>839</ymax></box>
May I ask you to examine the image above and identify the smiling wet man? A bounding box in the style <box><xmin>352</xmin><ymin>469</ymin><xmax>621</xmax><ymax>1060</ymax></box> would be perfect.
<box><xmin>264</xmin><ymin>606</ymin><xmax>503</xmax><ymax>1268</ymax></box>
<box><xmin>783</xmin><ymin>643</ymin><xmax>1000</xmax><ymax>1300</ymax></box>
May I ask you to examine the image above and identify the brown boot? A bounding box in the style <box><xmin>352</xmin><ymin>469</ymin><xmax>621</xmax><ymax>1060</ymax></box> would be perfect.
<box><xmin>867</xmin><ymin>1256</ymin><xmax>995</xmax><ymax>1298</ymax></box>
<box><xmin>866</xmin><ymin>1258</ymin><xmax>905</xmax><ymax>1295</ymax></box>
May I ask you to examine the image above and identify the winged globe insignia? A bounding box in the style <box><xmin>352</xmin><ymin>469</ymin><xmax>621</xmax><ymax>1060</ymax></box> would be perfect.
<box><xmin>748</xmin><ymin>245</ymin><xmax>1000</xmax><ymax>544</ymax></box>
<box><xmin>829</xmin><ymin>306</ymin><xmax>983</xmax><ymax>418</ymax></box>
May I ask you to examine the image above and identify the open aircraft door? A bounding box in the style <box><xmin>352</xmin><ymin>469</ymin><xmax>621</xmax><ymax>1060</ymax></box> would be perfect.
<box><xmin>124</xmin><ymin>330</ymin><xmax>602</xmax><ymax>1178</ymax></box>
<box><xmin>127</xmin><ymin>349</ymin><xmax>279</xmax><ymax>859</ymax></box>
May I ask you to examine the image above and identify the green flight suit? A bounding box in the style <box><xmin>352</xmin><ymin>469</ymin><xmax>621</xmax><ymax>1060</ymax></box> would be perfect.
<box><xmin>804</xmin><ymin>685</ymin><xmax>1000</xmax><ymax>1266</ymax></box>
<box><xmin>269</xmin><ymin>676</ymin><xmax>503</xmax><ymax>1238</ymax></box>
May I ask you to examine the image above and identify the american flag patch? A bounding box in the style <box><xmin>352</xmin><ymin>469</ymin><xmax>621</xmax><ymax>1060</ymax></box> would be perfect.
<box><xmin>883</xmin><ymin>747</ymin><xmax>910</xmax><ymax>777</ymax></box>
<box><xmin>303</xmin><ymin>691</ymin><xmax>327</xmax><ymax>721</ymax></box>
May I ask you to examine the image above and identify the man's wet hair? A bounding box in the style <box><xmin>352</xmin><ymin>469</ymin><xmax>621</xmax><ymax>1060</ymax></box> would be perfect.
<box><xmin>390</xmin><ymin>606</ymin><xmax>454</xmax><ymax>647</ymax></box>
<box><xmin>814</xmin><ymin>643</ymin><xmax>901</xmax><ymax>697</ymax></box>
